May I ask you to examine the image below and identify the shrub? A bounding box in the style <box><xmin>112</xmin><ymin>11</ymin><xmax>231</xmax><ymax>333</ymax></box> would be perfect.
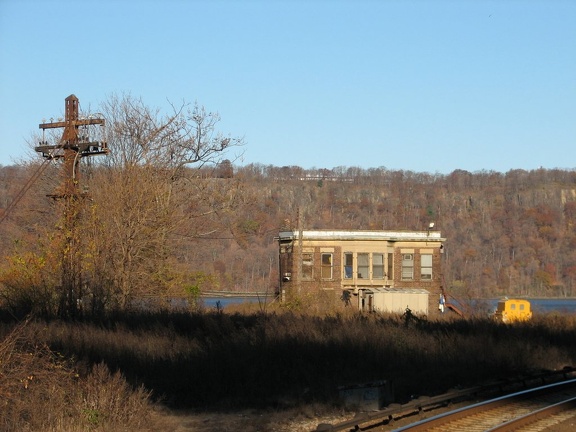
<box><xmin>0</xmin><ymin>321</ymin><xmax>154</xmax><ymax>431</ymax></box>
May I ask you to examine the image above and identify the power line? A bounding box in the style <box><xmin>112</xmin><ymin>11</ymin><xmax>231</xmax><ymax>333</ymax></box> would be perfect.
<box><xmin>0</xmin><ymin>158</ymin><xmax>53</xmax><ymax>226</ymax></box>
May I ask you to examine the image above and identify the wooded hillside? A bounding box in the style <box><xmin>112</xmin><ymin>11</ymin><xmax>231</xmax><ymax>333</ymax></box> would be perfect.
<box><xmin>1</xmin><ymin>162</ymin><xmax>576</xmax><ymax>313</ymax></box>
<box><xmin>233</xmin><ymin>165</ymin><xmax>576</xmax><ymax>300</ymax></box>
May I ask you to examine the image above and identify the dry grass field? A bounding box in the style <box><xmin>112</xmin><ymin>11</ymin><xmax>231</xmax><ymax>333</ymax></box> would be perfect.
<box><xmin>1</xmin><ymin>308</ymin><xmax>576</xmax><ymax>431</ymax></box>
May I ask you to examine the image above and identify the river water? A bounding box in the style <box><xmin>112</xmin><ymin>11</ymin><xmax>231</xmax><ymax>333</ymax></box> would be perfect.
<box><xmin>203</xmin><ymin>296</ymin><xmax>576</xmax><ymax>315</ymax></box>
<box><xmin>500</xmin><ymin>298</ymin><xmax>576</xmax><ymax>314</ymax></box>
<box><xmin>451</xmin><ymin>297</ymin><xmax>576</xmax><ymax>316</ymax></box>
<box><xmin>202</xmin><ymin>296</ymin><xmax>272</xmax><ymax>309</ymax></box>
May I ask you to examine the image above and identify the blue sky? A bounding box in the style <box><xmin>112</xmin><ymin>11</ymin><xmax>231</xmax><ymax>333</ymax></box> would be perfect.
<box><xmin>0</xmin><ymin>0</ymin><xmax>575</xmax><ymax>174</ymax></box>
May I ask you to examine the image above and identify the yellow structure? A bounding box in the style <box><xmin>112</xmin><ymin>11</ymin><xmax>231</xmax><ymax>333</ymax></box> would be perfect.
<box><xmin>493</xmin><ymin>298</ymin><xmax>532</xmax><ymax>323</ymax></box>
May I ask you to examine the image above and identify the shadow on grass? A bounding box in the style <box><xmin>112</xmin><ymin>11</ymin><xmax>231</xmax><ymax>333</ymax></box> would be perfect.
<box><xmin>2</xmin><ymin>310</ymin><xmax>575</xmax><ymax>410</ymax></box>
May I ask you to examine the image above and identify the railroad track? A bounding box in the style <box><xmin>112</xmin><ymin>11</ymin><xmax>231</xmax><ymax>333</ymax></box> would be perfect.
<box><xmin>394</xmin><ymin>379</ymin><xmax>576</xmax><ymax>432</ymax></box>
<box><xmin>315</xmin><ymin>369</ymin><xmax>576</xmax><ymax>432</ymax></box>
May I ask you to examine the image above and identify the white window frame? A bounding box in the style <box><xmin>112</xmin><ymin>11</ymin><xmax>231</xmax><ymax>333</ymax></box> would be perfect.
<box><xmin>402</xmin><ymin>253</ymin><xmax>414</xmax><ymax>280</ymax></box>
<box><xmin>321</xmin><ymin>253</ymin><xmax>333</xmax><ymax>280</ymax></box>
<box><xmin>372</xmin><ymin>253</ymin><xmax>385</xmax><ymax>279</ymax></box>
<box><xmin>344</xmin><ymin>252</ymin><xmax>354</xmax><ymax>279</ymax></box>
<box><xmin>421</xmin><ymin>254</ymin><xmax>433</xmax><ymax>280</ymax></box>
<box><xmin>302</xmin><ymin>252</ymin><xmax>313</xmax><ymax>280</ymax></box>
<box><xmin>357</xmin><ymin>253</ymin><xmax>369</xmax><ymax>279</ymax></box>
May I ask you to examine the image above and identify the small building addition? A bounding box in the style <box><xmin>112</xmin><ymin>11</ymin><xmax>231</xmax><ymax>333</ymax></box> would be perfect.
<box><xmin>278</xmin><ymin>229</ymin><xmax>446</xmax><ymax>316</ymax></box>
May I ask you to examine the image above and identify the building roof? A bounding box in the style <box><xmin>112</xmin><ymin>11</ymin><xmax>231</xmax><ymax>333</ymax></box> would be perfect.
<box><xmin>360</xmin><ymin>287</ymin><xmax>430</xmax><ymax>295</ymax></box>
<box><xmin>278</xmin><ymin>229</ymin><xmax>445</xmax><ymax>242</ymax></box>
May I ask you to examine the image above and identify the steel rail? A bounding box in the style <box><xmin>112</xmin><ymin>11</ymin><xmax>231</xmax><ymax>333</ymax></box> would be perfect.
<box><xmin>392</xmin><ymin>378</ymin><xmax>576</xmax><ymax>432</ymax></box>
<box><xmin>486</xmin><ymin>396</ymin><xmax>576</xmax><ymax>431</ymax></box>
<box><xmin>315</xmin><ymin>368</ymin><xmax>576</xmax><ymax>432</ymax></box>
<box><xmin>315</xmin><ymin>385</ymin><xmax>482</xmax><ymax>432</ymax></box>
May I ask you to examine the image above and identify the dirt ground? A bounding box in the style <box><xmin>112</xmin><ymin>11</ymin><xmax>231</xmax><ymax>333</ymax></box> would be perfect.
<box><xmin>149</xmin><ymin>406</ymin><xmax>352</xmax><ymax>432</ymax></box>
<box><xmin>149</xmin><ymin>401</ymin><xmax>576</xmax><ymax>432</ymax></box>
<box><xmin>147</xmin><ymin>401</ymin><xmax>470</xmax><ymax>432</ymax></box>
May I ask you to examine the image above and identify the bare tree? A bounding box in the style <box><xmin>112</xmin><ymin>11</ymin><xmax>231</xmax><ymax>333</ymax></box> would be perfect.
<box><xmin>83</xmin><ymin>94</ymin><xmax>243</xmax><ymax>311</ymax></box>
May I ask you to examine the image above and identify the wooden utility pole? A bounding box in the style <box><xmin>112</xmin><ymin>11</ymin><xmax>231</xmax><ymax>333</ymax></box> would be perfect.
<box><xmin>35</xmin><ymin>94</ymin><xmax>107</xmax><ymax>317</ymax></box>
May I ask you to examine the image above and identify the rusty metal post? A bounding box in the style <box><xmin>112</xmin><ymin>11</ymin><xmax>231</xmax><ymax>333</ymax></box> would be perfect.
<box><xmin>36</xmin><ymin>95</ymin><xmax>108</xmax><ymax>318</ymax></box>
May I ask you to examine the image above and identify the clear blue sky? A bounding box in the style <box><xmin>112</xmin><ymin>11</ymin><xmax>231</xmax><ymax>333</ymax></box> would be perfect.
<box><xmin>1</xmin><ymin>0</ymin><xmax>575</xmax><ymax>174</ymax></box>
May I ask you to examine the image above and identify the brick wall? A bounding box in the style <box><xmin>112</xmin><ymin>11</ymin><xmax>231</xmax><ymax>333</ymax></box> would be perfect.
<box><xmin>279</xmin><ymin>239</ymin><xmax>445</xmax><ymax>316</ymax></box>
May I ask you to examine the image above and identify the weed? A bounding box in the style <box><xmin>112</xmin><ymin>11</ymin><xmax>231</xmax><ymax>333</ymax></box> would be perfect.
<box><xmin>1</xmin><ymin>309</ymin><xmax>575</xmax><ymax>428</ymax></box>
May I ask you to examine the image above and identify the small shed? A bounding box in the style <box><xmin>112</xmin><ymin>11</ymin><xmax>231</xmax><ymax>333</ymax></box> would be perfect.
<box><xmin>361</xmin><ymin>287</ymin><xmax>429</xmax><ymax>316</ymax></box>
<box><xmin>493</xmin><ymin>298</ymin><xmax>532</xmax><ymax>323</ymax></box>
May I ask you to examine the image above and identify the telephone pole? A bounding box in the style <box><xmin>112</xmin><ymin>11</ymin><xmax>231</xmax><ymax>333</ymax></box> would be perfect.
<box><xmin>35</xmin><ymin>94</ymin><xmax>108</xmax><ymax>317</ymax></box>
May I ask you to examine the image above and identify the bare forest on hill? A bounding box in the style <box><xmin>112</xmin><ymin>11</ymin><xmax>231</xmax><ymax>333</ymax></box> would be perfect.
<box><xmin>233</xmin><ymin>165</ymin><xmax>576</xmax><ymax>301</ymax></box>
<box><xmin>2</xmin><ymin>95</ymin><xmax>576</xmax><ymax>431</ymax></box>
<box><xmin>1</xmin><ymin>94</ymin><xmax>574</xmax><ymax>317</ymax></box>
<box><xmin>1</xmin><ymin>159</ymin><xmax>576</xmax><ymax>315</ymax></box>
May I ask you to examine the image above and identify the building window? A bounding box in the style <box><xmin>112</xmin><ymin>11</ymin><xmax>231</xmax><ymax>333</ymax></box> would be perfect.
<box><xmin>343</xmin><ymin>252</ymin><xmax>387</xmax><ymax>280</ymax></box>
<box><xmin>321</xmin><ymin>253</ymin><xmax>333</xmax><ymax>279</ymax></box>
<box><xmin>357</xmin><ymin>253</ymin><xmax>369</xmax><ymax>279</ymax></box>
<box><xmin>421</xmin><ymin>254</ymin><xmax>432</xmax><ymax>280</ymax></box>
<box><xmin>388</xmin><ymin>253</ymin><xmax>393</xmax><ymax>280</ymax></box>
<box><xmin>373</xmin><ymin>253</ymin><xmax>384</xmax><ymax>279</ymax></box>
<box><xmin>344</xmin><ymin>253</ymin><xmax>353</xmax><ymax>279</ymax></box>
<box><xmin>302</xmin><ymin>253</ymin><xmax>313</xmax><ymax>280</ymax></box>
<box><xmin>401</xmin><ymin>254</ymin><xmax>414</xmax><ymax>280</ymax></box>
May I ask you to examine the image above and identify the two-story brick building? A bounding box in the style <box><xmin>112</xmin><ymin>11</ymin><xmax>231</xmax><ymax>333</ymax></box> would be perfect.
<box><xmin>277</xmin><ymin>229</ymin><xmax>446</xmax><ymax>316</ymax></box>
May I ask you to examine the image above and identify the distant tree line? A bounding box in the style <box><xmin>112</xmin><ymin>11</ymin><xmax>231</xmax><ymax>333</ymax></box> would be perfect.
<box><xmin>0</xmin><ymin>95</ymin><xmax>575</xmax><ymax>317</ymax></box>
<box><xmin>231</xmin><ymin>164</ymin><xmax>576</xmax><ymax>301</ymax></box>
